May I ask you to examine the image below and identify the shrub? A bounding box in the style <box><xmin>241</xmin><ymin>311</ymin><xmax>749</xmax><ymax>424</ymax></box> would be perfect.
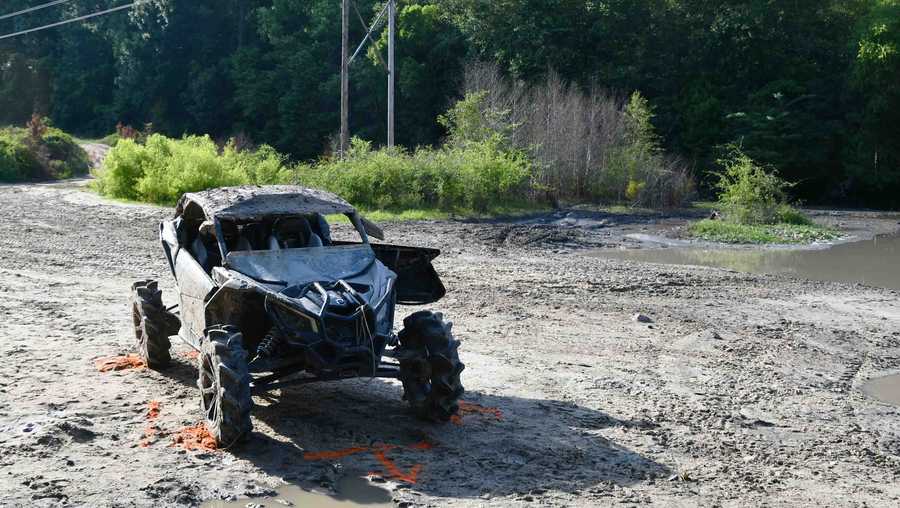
<box><xmin>93</xmin><ymin>134</ymin><xmax>293</xmax><ymax>204</ymax></box>
<box><xmin>40</xmin><ymin>128</ymin><xmax>91</xmax><ymax>178</ymax></box>
<box><xmin>298</xmin><ymin>137</ymin><xmax>532</xmax><ymax>213</ymax></box>
<box><xmin>0</xmin><ymin>122</ymin><xmax>89</xmax><ymax>181</ymax></box>
<box><xmin>714</xmin><ymin>146</ymin><xmax>793</xmax><ymax>224</ymax></box>
<box><xmin>775</xmin><ymin>204</ymin><xmax>813</xmax><ymax>225</ymax></box>
<box><xmin>0</xmin><ymin>129</ymin><xmax>40</xmax><ymax>180</ymax></box>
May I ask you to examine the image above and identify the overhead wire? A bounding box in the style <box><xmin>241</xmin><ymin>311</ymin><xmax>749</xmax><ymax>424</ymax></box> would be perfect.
<box><xmin>0</xmin><ymin>0</ymin><xmax>73</xmax><ymax>21</ymax></box>
<box><xmin>0</xmin><ymin>1</ymin><xmax>146</xmax><ymax>41</ymax></box>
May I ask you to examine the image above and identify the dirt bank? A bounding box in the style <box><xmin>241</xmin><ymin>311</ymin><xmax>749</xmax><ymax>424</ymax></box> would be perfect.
<box><xmin>0</xmin><ymin>181</ymin><xmax>898</xmax><ymax>507</ymax></box>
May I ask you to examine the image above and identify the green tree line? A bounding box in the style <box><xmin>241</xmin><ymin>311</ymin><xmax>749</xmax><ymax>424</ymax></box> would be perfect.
<box><xmin>1</xmin><ymin>0</ymin><xmax>898</xmax><ymax>207</ymax></box>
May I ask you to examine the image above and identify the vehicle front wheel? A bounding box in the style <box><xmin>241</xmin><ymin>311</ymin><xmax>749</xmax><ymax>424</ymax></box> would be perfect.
<box><xmin>131</xmin><ymin>280</ymin><xmax>179</xmax><ymax>369</ymax></box>
<box><xmin>397</xmin><ymin>311</ymin><xmax>465</xmax><ymax>422</ymax></box>
<box><xmin>198</xmin><ymin>326</ymin><xmax>252</xmax><ymax>446</ymax></box>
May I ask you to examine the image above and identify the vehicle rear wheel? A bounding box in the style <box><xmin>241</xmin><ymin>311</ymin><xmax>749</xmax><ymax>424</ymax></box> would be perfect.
<box><xmin>198</xmin><ymin>326</ymin><xmax>252</xmax><ymax>446</ymax></box>
<box><xmin>131</xmin><ymin>280</ymin><xmax>179</xmax><ymax>369</ymax></box>
<box><xmin>397</xmin><ymin>311</ymin><xmax>465</xmax><ymax>422</ymax></box>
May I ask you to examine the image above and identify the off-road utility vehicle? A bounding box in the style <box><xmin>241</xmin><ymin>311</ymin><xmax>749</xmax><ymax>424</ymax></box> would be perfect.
<box><xmin>130</xmin><ymin>186</ymin><xmax>464</xmax><ymax>445</ymax></box>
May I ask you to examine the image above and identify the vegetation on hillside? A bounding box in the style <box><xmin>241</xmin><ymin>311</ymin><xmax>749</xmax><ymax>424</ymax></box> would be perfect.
<box><xmin>2</xmin><ymin>0</ymin><xmax>897</xmax><ymax>207</ymax></box>
<box><xmin>0</xmin><ymin>115</ymin><xmax>90</xmax><ymax>182</ymax></box>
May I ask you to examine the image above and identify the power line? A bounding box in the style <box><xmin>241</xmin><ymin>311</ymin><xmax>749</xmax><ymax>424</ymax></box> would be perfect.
<box><xmin>0</xmin><ymin>1</ymin><xmax>145</xmax><ymax>41</ymax></box>
<box><xmin>0</xmin><ymin>0</ymin><xmax>73</xmax><ymax>21</ymax></box>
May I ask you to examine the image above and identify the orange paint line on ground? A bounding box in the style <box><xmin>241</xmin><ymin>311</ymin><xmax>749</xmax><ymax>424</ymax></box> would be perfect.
<box><xmin>140</xmin><ymin>400</ymin><xmax>162</xmax><ymax>448</ymax></box>
<box><xmin>303</xmin><ymin>446</ymin><xmax>370</xmax><ymax>461</ymax></box>
<box><xmin>371</xmin><ymin>447</ymin><xmax>423</xmax><ymax>484</ymax></box>
<box><xmin>303</xmin><ymin>441</ymin><xmax>434</xmax><ymax>484</ymax></box>
<box><xmin>451</xmin><ymin>401</ymin><xmax>504</xmax><ymax>425</ymax></box>
<box><xmin>171</xmin><ymin>424</ymin><xmax>219</xmax><ymax>452</ymax></box>
<box><xmin>96</xmin><ymin>354</ymin><xmax>145</xmax><ymax>372</ymax></box>
<box><xmin>146</xmin><ymin>401</ymin><xmax>161</xmax><ymax>420</ymax></box>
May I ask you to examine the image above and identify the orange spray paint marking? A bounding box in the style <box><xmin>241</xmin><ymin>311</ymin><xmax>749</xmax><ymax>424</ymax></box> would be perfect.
<box><xmin>371</xmin><ymin>447</ymin><xmax>423</xmax><ymax>484</ymax></box>
<box><xmin>451</xmin><ymin>401</ymin><xmax>503</xmax><ymax>425</ymax></box>
<box><xmin>303</xmin><ymin>446</ymin><xmax>370</xmax><ymax>461</ymax></box>
<box><xmin>96</xmin><ymin>354</ymin><xmax>145</xmax><ymax>372</ymax></box>
<box><xmin>303</xmin><ymin>441</ymin><xmax>434</xmax><ymax>484</ymax></box>
<box><xmin>171</xmin><ymin>424</ymin><xmax>219</xmax><ymax>452</ymax></box>
<box><xmin>139</xmin><ymin>401</ymin><xmax>161</xmax><ymax>448</ymax></box>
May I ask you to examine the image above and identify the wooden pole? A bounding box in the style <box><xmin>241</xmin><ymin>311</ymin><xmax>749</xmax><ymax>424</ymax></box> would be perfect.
<box><xmin>340</xmin><ymin>0</ymin><xmax>350</xmax><ymax>156</ymax></box>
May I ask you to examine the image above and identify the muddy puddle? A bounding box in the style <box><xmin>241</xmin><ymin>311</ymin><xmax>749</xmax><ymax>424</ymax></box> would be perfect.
<box><xmin>861</xmin><ymin>374</ymin><xmax>900</xmax><ymax>406</ymax></box>
<box><xmin>593</xmin><ymin>233</ymin><xmax>900</xmax><ymax>291</ymax></box>
<box><xmin>203</xmin><ymin>474</ymin><xmax>392</xmax><ymax>508</ymax></box>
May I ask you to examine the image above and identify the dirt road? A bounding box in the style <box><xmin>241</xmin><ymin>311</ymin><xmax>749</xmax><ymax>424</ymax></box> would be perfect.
<box><xmin>1</xmin><ymin>181</ymin><xmax>898</xmax><ymax>507</ymax></box>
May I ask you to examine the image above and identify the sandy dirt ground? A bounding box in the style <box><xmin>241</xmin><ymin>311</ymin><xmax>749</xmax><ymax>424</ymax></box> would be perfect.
<box><xmin>0</xmin><ymin>180</ymin><xmax>899</xmax><ymax>507</ymax></box>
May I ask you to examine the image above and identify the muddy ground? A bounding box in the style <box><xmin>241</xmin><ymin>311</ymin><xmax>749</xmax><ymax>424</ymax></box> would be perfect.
<box><xmin>1</xmin><ymin>180</ymin><xmax>899</xmax><ymax>507</ymax></box>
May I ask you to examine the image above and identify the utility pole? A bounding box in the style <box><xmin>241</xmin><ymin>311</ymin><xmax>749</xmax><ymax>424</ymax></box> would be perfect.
<box><xmin>387</xmin><ymin>0</ymin><xmax>395</xmax><ymax>148</ymax></box>
<box><xmin>340</xmin><ymin>0</ymin><xmax>350</xmax><ymax>156</ymax></box>
<box><xmin>341</xmin><ymin>0</ymin><xmax>395</xmax><ymax>153</ymax></box>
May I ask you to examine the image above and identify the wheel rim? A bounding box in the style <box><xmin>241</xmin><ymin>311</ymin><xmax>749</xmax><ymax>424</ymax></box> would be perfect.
<box><xmin>199</xmin><ymin>352</ymin><xmax>220</xmax><ymax>429</ymax></box>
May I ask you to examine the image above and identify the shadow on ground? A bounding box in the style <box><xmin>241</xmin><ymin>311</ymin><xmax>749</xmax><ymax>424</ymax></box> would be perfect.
<box><xmin>234</xmin><ymin>377</ymin><xmax>668</xmax><ymax>500</ymax></box>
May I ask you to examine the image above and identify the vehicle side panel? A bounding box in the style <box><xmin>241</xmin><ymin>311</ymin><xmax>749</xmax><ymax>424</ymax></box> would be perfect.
<box><xmin>173</xmin><ymin>248</ymin><xmax>216</xmax><ymax>345</ymax></box>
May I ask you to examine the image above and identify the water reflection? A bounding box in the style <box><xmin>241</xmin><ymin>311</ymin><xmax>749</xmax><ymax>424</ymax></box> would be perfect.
<box><xmin>592</xmin><ymin>234</ymin><xmax>900</xmax><ymax>291</ymax></box>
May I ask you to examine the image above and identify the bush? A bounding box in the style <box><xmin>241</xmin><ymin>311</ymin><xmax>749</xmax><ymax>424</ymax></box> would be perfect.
<box><xmin>0</xmin><ymin>121</ymin><xmax>89</xmax><ymax>182</ymax></box>
<box><xmin>40</xmin><ymin>128</ymin><xmax>91</xmax><ymax>178</ymax></box>
<box><xmin>93</xmin><ymin>134</ymin><xmax>293</xmax><ymax>204</ymax></box>
<box><xmin>775</xmin><ymin>204</ymin><xmax>812</xmax><ymax>225</ymax></box>
<box><xmin>298</xmin><ymin>137</ymin><xmax>532</xmax><ymax>213</ymax></box>
<box><xmin>0</xmin><ymin>130</ymin><xmax>41</xmax><ymax>181</ymax></box>
<box><xmin>714</xmin><ymin>146</ymin><xmax>794</xmax><ymax>224</ymax></box>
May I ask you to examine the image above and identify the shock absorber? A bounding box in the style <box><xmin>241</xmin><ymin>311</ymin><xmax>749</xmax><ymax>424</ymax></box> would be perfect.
<box><xmin>256</xmin><ymin>333</ymin><xmax>284</xmax><ymax>358</ymax></box>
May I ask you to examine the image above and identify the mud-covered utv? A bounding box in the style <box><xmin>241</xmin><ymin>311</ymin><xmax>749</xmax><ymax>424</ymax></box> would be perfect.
<box><xmin>130</xmin><ymin>186</ymin><xmax>464</xmax><ymax>445</ymax></box>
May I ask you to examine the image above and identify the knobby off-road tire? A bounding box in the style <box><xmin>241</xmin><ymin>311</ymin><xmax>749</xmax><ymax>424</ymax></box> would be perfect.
<box><xmin>397</xmin><ymin>311</ymin><xmax>465</xmax><ymax>422</ymax></box>
<box><xmin>198</xmin><ymin>326</ymin><xmax>252</xmax><ymax>446</ymax></box>
<box><xmin>131</xmin><ymin>280</ymin><xmax>180</xmax><ymax>369</ymax></box>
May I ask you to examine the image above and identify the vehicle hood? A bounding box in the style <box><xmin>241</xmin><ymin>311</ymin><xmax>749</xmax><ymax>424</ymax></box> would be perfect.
<box><xmin>224</xmin><ymin>245</ymin><xmax>377</xmax><ymax>287</ymax></box>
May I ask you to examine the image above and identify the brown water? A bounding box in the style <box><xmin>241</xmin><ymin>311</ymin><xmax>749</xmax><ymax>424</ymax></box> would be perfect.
<box><xmin>593</xmin><ymin>233</ymin><xmax>900</xmax><ymax>291</ymax></box>
<box><xmin>861</xmin><ymin>374</ymin><xmax>900</xmax><ymax>407</ymax></box>
<box><xmin>203</xmin><ymin>474</ymin><xmax>393</xmax><ymax>508</ymax></box>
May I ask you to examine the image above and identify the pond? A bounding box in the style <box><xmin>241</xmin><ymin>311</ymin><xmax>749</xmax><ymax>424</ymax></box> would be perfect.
<box><xmin>592</xmin><ymin>233</ymin><xmax>900</xmax><ymax>291</ymax></box>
